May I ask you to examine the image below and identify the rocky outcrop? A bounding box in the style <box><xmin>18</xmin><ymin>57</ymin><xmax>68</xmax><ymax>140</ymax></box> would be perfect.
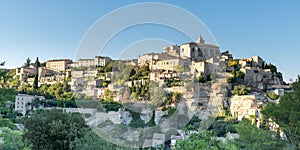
<box><xmin>154</xmin><ymin>110</ymin><xmax>168</xmax><ymax>125</ymax></box>
<box><xmin>140</xmin><ymin>109</ymin><xmax>153</xmax><ymax>124</ymax></box>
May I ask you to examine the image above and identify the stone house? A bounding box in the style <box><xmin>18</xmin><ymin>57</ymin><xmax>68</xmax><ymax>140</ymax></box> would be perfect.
<box><xmin>76</xmin><ymin>56</ymin><xmax>111</xmax><ymax>67</ymax></box>
<box><xmin>179</xmin><ymin>37</ymin><xmax>221</xmax><ymax>61</ymax></box>
<box><xmin>16</xmin><ymin>64</ymin><xmax>37</xmax><ymax>81</ymax></box>
<box><xmin>15</xmin><ymin>94</ymin><xmax>45</xmax><ymax>116</ymax></box>
<box><xmin>142</xmin><ymin>133</ymin><xmax>165</xmax><ymax>149</ymax></box>
<box><xmin>229</xmin><ymin>95</ymin><xmax>263</xmax><ymax>123</ymax></box>
<box><xmin>156</xmin><ymin>58</ymin><xmax>191</xmax><ymax>71</ymax></box>
<box><xmin>240</xmin><ymin>67</ymin><xmax>272</xmax><ymax>86</ymax></box>
<box><xmin>46</xmin><ymin>59</ymin><xmax>72</xmax><ymax>72</ymax></box>
<box><xmin>239</xmin><ymin>56</ymin><xmax>265</xmax><ymax>69</ymax></box>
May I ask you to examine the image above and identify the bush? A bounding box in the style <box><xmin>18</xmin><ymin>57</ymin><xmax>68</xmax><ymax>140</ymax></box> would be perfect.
<box><xmin>227</xmin><ymin>77</ymin><xmax>235</xmax><ymax>83</ymax></box>
<box><xmin>198</xmin><ymin>75</ymin><xmax>205</xmax><ymax>83</ymax></box>
<box><xmin>168</xmin><ymin>107</ymin><xmax>176</xmax><ymax>117</ymax></box>
<box><xmin>232</xmin><ymin>85</ymin><xmax>251</xmax><ymax>95</ymax></box>
<box><xmin>228</xmin><ymin>59</ymin><xmax>239</xmax><ymax>67</ymax></box>
<box><xmin>267</xmin><ymin>93</ymin><xmax>279</xmax><ymax>100</ymax></box>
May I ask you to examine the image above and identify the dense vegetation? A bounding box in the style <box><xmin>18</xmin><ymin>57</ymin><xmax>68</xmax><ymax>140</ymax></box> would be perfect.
<box><xmin>262</xmin><ymin>77</ymin><xmax>300</xmax><ymax>149</ymax></box>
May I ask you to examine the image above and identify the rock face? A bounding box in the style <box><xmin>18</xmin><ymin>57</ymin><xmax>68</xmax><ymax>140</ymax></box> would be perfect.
<box><xmin>154</xmin><ymin>110</ymin><xmax>168</xmax><ymax>125</ymax></box>
<box><xmin>140</xmin><ymin>109</ymin><xmax>153</xmax><ymax>124</ymax></box>
<box><xmin>120</xmin><ymin>110</ymin><xmax>132</xmax><ymax>125</ymax></box>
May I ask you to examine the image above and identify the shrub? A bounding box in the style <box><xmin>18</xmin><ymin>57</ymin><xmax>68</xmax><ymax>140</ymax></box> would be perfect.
<box><xmin>228</xmin><ymin>59</ymin><xmax>239</xmax><ymax>67</ymax></box>
<box><xmin>267</xmin><ymin>93</ymin><xmax>279</xmax><ymax>100</ymax></box>
<box><xmin>232</xmin><ymin>85</ymin><xmax>251</xmax><ymax>95</ymax></box>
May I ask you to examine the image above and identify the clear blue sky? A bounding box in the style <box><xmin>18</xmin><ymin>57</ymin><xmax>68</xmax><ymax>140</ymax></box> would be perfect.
<box><xmin>0</xmin><ymin>0</ymin><xmax>299</xmax><ymax>82</ymax></box>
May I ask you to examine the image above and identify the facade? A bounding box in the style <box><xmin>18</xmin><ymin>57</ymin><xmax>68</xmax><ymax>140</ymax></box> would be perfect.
<box><xmin>15</xmin><ymin>94</ymin><xmax>45</xmax><ymax>116</ymax></box>
<box><xmin>229</xmin><ymin>95</ymin><xmax>262</xmax><ymax>122</ymax></box>
<box><xmin>156</xmin><ymin>58</ymin><xmax>191</xmax><ymax>71</ymax></box>
<box><xmin>239</xmin><ymin>56</ymin><xmax>265</xmax><ymax>69</ymax></box>
<box><xmin>78</xmin><ymin>59</ymin><xmax>95</xmax><ymax>67</ymax></box>
<box><xmin>94</xmin><ymin>56</ymin><xmax>112</xmax><ymax>67</ymax></box>
<box><xmin>46</xmin><ymin>59</ymin><xmax>72</xmax><ymax>72</ymax></box>
<box><xmin>16</xmin><ymin>66</ymin><xmax>36</xmax><ymax>81</ymax></box>
<box><xmin>177</xmin><ymin>37</ymin><xmax>220</xmax><ymax>61</ymax></box>
<box><xmin>138</xmin><ymin>53</ymin><xmax>159</xmax><ymax>66</ymax></box>
<box><xmin>77</xmin><ymin>56</ymin><xmax>112</xmax><ymax>67</ymax></box>
<box><xmin>163</xmin><ymin>45</ymin><xmax>180</xmax><ymax>57</ymax></box>
<box><xmin>240</xmin><ymin>67</ymin><xmax>272</xmax><ymax>86</ymax></box>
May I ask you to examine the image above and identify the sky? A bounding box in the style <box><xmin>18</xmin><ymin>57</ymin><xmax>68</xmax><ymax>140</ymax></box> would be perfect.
<box><xmin>0</xmin><ymin>0</ymin><xmax>299</xmax><ymax>82</ymax></box>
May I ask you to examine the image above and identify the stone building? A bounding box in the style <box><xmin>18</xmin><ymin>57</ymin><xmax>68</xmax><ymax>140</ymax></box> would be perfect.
<box><xmin>16</xmin><ymin>64</ymin><xmax>36</xmax><ymax>81</ymax></box>
<box><xmin>178</xmin><ymin>37</ymin><xmax>221</xmax><ymax>61</ymax></box>
<box><xmin>239</xmin><ymin>56</ymin><xmax>265</xmax><ymax>69</ymax></box>
<box><xmin>229</xmin><ymin>95</ymin><xmax>264</xmax><ymax>122</ymax></box>
<box><xmin>156</xmin><ymin>58</ymin><xmax>191</xmax><ymax>71</ymax></box>
<box><xmin>46</xmin><ymin>59</ymin><xmax>72</xmax><ymax>72</ymax></box>
<box><xmin>138</xmin><ymin>53</ymin><xmax>178</xmax><ymax>70</ymax></box>
<box><xmin>240</xmin><ymin>67</ymin><xmax>272</xmax><ymax>86</ymax></box>
<box><xmin>77</xmin><ymin>56</ymin><xmax>112</xmax><ymax>67</ymax></box>
<box><xmin>15</xmin><ymin>94</ymin><xmax>45</xmax><ymax>116</ymax></box>
<box><xmin>163</xmin><ymin>45</ymin><xmax>180</xmax><ymax>57</ymax></box>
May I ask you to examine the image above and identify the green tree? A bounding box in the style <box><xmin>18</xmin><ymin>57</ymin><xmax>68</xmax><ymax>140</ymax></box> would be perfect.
<box><xmin>265</xmin><ymin>63</ymin><xmax>277</xmax><ymax>73</ymax></box>
<box><xmin>0</xmin><ymin>127</ymin><xmax>29</xmax><ymax>150</ymax></box>
<box><xmin>235</xmin><ymin>119</ymin><xmax>286</xmax><ymax>150</ymax></box>
<box><xmin>175</xmin><ymin>130</ymin><xmax>239</xmax><ymax>149</ymax></box>
<box><xmin>262</xmin><ymin>77</ymin><xmax>300</xmax><ymax>149</ymax></box>
<box><xmin>175</xmin><ymin>64</ymin><xmax>184</xmax><ymax>73</ymax></box>
<box><xmin>35</xmin><ymin>57</ymin><xmax>41</xmax><ymax>67</ymax></box>
<box><xmin>33</xmin><ymin>75</ymin><xmax>39</xmax><ymax>90</ymax></box>
<box><xmin>172</xmin><ymin>92</ymin><xmax>181</xmax><ymax>104</ymax></box>
<box><xmin>0</xmin><ymin>118</ymin><xmax>18</xmax><ymax>130</ymax></box>
<box><xmin>33</xmin><ymin>57</ymin><xmax>40</xmax><ymax>90</ymax></box>
<box><xmin>71</xmin><ymin>130</ymin><xmax>137</xmax><ymax>150</ymax></box>
<box><xmin>24</xmin><ymin>57</ymin><xmax>31</xmax><ymax>67</ymax></box>
<box><xmin>23</xmin><ymin>109</ymin><xmax>89</xmax><ymax>150</ymax></box>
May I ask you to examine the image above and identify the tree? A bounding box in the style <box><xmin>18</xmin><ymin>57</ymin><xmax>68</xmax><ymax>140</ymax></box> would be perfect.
<box><xmin>175</xmin><ymin>130</ymin><xmax>240</xmax><ymax>149</ymax></box>
<box><xmin>0</xmin><ymin>127</ymin><xmax>29</xmax><ymax>150</ymax></box>
<box><xmin>172</xmin><ymin>92</ymin><xmax>181</xmax><ymax>103</ymax></box>
<box><xmin>0</xmin><ymin>118</ymin><xmax>18</xmax><ymax>130</ymax></box>
<box><xmin>235</xmin><ymin>119</ymin><xmax>286</xmax><ymax>150</ymax></box>
<box><xmin>33</xmin><ymin>75</ymin><xmax>39</xmax><ymax>90</ymax></box>
<box><xmin>104</xmin><ymin>89</ymin><xmax>114</xmax><ymax>102</ymax></box>
<box><xmin>70</xmin><ymin>130</ymin><xmax>137</xmax><ymax>150</ymax></box>
<box><xmin>33</xmin><ymin>57</ymin><xmax>40</xmax><ymax>90</ymax></box>
<box><xmin>265</xmin><ymin>63</ymin><xmax>277</xmax><ymax>73</ymax></box>
<box><xmin>23</xmin><ymin>109</ymin><xmax>89</xmax><ymax>150</ymax></box>
<box><xmin>262</xmin><ymin>77</ymin><xmax>300</xmax><ymax>149</ymax></box>
<box><xmin>175</xmin><ymin>64</ymin><xmax>184</xmax><ymax>73</ymax></box>
<box><xmin>35</xmin><ymin>57</ymin><xmax>41</xmax><ymax>67</ymax></box>
<box><xmin>24</xmin><ymin>57</ymin><xmax>31</xmax><ymax>67</ymax></box>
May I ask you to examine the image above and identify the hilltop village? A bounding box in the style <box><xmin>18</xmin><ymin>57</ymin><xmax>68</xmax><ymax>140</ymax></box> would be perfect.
<box><xmin>1</xmin><ymin>37</ymin><xmax>292</xmax><ymax>149</ymax></box>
